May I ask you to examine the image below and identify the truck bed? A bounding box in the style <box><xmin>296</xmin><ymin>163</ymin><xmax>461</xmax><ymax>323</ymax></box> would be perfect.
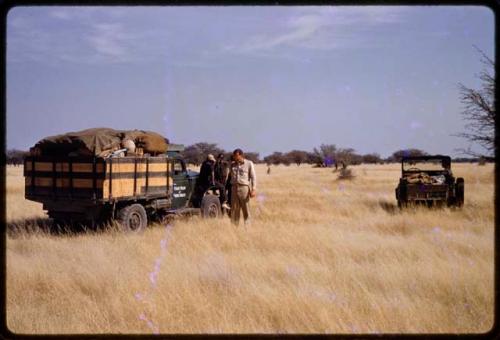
<box><xmin>24</xmin><ymin>155</ymin><xmax>173</xmax><ymax>203</ymax></box>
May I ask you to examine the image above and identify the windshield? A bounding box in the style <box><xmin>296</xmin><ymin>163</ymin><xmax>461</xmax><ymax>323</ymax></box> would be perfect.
<box><xmin>402</xmin><ymin>159</ymin><xmax>447</xmax><ymax>171</ymax></box>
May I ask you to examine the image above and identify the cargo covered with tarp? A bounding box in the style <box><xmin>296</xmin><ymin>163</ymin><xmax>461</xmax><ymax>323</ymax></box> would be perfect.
<box><xmin>30</xmin><ymin>128</ymin><xmax>169</xmax><ymax>158</ymax></box>
<box><xmin>405</xmin><ymin>172</ymin><xmax>446</xmax><ymax>184</ymax></box>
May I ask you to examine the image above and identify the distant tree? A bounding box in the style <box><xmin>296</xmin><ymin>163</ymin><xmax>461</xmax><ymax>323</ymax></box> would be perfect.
<box><xmin>455</xmin><ymin>47</ymin><xmax>495</xmax><ymax>158</ymax></box>
<box><xmin>336</xmin><ymin>148</ymin><xmax>362</xmax><ymax>167</ymax></box>
<box><xmin>349</xmin><ymin>153</ymin><xmax>363</xmax><ymax>166</ymax></box>
<box><xmin>245</xmin><ymin>152</ymin><xmax>260</xmax><ymax>164</ymax></box>
<box><xmin>313</xmin><ymin>144</ymin><xmax>337</xmax><ymax>167</ymax></box>
<box><xmin>281</xmin><ymin>156</ymin><xmax>291</xmax><ymax>166</ymax></box>
<box><xmin>223</xmin><ymin>151</ymin><xmax>233</xmax><ymax>162</ymax></box>
<box><xmin>453</xmin><ymin>157</ymin><xmax>479</xmax><ymax>163</ymax></box>
<box><xmin>5</xmin><ymin>149</ymin><xmax>28</xmax><ymax>166</ymax></box>
<box><xmin>388</xmin><ymin>149</ymin><xmax>428</xmax><ymax>163</ymax></box>
<box><xmin>361</xmin><ymin>153</ymin><xmax>382</xmax><ymax>164</ymax></box>
<box><xmin>264</xmin><ymin>152</ymin><xmax>285</xmax><ymax>166</ymax></box>
<box><xmin>286</xmin><ymin>150</ymin><xmax>309</xmax><ymax>166</ymax></box>
<box><xmin>306</xmin><ymin>151</ymin><xmax>323</xmax><ymax>166</ymax></box>
<box><xmin>181</xmin><ymin>142</ymin><xmax>225</xmax><ymax>166</ymax></box>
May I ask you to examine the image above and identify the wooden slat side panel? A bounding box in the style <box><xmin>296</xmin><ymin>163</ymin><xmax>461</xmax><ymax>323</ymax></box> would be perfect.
<box><xmin>106</xmin><ymin>162</ymin><xmax>167</xmax><ymax>173</ymax></box>
<box><xmin>31</xmin><ymin>161</ymin><xmax>104</xmax><ymax>173</ymax></box>
<box><xmin>106</xmin><ymin>180</ymin><xmax>171</xmax><ymax>198</ymax></box>
<box><xmin>102</xmin><ymin>156</ymin><xmax>172</xmax><ymax>200</ymax></box>
<box><xmin>26</xmin><ymin>177</ymin><xmax>104</xmax><ymax>189</ymax></box>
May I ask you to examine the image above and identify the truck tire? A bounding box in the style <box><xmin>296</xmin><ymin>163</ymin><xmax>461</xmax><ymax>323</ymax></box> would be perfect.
<box><xmin>455</xmin><ymin>178</ymin><xmax>464</xmax><ymax>207</ymax></box>
<box><xmin>201</xmin><ymin>194</ymin><xmax>221</xmax><ymax>218</ymax></box>
<box><xmin>117</xmin><ymin>204</ymin><xmax>148</xmax><ymax>232</ymax></box>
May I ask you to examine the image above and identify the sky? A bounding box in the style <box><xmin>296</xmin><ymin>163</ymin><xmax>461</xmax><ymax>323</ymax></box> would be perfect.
<box><xmin>6</xmin><ymin>6</ymin><xmax>494</xmax><ymax>158</ymax></box>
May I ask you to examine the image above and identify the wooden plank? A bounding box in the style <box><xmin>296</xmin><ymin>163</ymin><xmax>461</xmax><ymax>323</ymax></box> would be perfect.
<box><xmin>105</xmin><ymin>177</ymin><xmax>170</xmax><ymax>199</ymax></box>
<box><xmin>34</xmin><ymin>162</ymin><xmax>53</xmax><ymax>172</ymax></box>
<box><xmin>29</xmin><ymin>177</ymin><xmax>104</xmax><ymax>189</ymax></box>
<box><xmin>32</xmin><ymin>161</ymin><xmax>104</xmax><ymax>173</ymax></box>
<box><xmin>104</xmin><ymin>162</ymin><xmax>167</xmax><ymax>173</ymax></box>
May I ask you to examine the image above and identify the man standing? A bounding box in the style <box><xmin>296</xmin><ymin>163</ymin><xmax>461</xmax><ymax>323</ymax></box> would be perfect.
<box><xmin>229</xmin><ymin>149</ymin><xmax>257</xmax><ymax>225</ymax></box>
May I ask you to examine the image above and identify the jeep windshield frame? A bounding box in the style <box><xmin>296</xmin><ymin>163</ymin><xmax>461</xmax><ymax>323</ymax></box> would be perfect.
<box><xmin>401</xmin><ymin>155</ymin><xmax>451</xmax><ymax>174</ymax></box>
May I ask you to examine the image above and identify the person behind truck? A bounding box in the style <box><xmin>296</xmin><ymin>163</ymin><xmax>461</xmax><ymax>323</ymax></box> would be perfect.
<box><xmin>198</xmin><ymin>154</ymin><xmax>229</xmax><ymax>210</ymax></box>
<box><xmin>214</xmin><ymin>153</ymin><xmax>230</xmax><ymax>210</ymax></box>
<box><xmin>199</xmin><ymin>154</ymin><xmax>216</xmax><ymax>190</ymax></box>
<box><xmin>225</xmin><ymin>154</ymin><xmax>234</xmax><ymax>209</ymax></box>
<box><xmin>229</xmin><ymin>148</ymin><xmax>257</xmax><ymax>226</ymax></box>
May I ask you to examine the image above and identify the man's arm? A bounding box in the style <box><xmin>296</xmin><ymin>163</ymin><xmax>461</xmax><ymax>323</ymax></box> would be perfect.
<box><xmin>249</xmin><ymin>161</ymin><xmax>257</xmax><ymax>192</ymax></box>
<box><xmin>210</xmin><ymin>163</ymin><xmax>215</xmax><ymax>186</ymax></box>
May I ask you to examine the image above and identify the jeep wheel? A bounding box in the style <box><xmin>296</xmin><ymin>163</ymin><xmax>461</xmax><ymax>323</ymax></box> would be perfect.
<box><xmin>201</xmin><ymin>195</ymin><xmax>221</xmax><ymax>218</ymax></box>
<box><xmin>117</xmin><ymin>204</ymin><xmax>148</xmax><ymax>232</ymax></box>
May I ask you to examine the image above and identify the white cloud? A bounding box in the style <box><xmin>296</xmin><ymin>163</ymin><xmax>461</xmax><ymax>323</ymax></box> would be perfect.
<box><xmin>225</xmin><ymin>14</ymin><xmax>325</xmax><ymax>53</ymax></box>
<box><xmin>87</xmin><ymin>23</ymin><xmax>128</xmax><ymax>60</ymax></box>
<box><xmin>50</xmin><ymin>9</ymin><xmax>72</xmax><ymax>20</ymax></box>
<box><xmin>223</xmin><ymin>6</ymin><xmax>408</xmax><ymax>54</ymax></box>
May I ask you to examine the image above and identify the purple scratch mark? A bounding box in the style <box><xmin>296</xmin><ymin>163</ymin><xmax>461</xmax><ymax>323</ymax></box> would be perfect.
<box><xmin>135</xmin><ymin>223</ymin><xmax>173</xmax><ymax>334</ymax></box>
<box><xmin>338</xmin><ymin>183</ymin><xmax>345</xmax><ymax>192</ymax></box>
<box><xmin>410</xmin><ymin>120</ymin><xmax>423</xmax><ymax>130</ymax></box>
<box><xmin>324</xmin><ymin>156</ymin><xmax>334</xmax><ymax>167</ymax></box>
<box><xmin>160</xmin><ymin>239</ymin><xmax>168</xmax><ymax>250</ymax></box>
<box><xmin>138</xmin><ymin>313</ymin><xmax>159</xmax><ymax>334</ymax></box>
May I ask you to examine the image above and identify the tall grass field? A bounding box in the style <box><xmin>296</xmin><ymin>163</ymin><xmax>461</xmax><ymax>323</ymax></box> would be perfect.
<box><xmin>6</xmin><ymin>163</ymin><xmax>494</xmax><ymax>334</ymax></box>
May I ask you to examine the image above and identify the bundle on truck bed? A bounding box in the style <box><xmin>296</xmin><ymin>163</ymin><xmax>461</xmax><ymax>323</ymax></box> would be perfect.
<box><xmin>30</xmin><ymin>127</ymin><xmax>169</xmax><ymax>157</ymax></box>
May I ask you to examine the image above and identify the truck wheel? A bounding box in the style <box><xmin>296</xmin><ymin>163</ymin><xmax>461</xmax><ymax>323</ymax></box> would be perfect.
<box><xmin>455</xmin><ymin>178</ymin><xmax>464</xmax><ymax>207</ymax></box>
<box><xmin>117</xmin><ymin>204</ymin><xmax>148</xmax><ymax>232</ymax></box>
<box><xmin>201</xmin><ymin>194</ymin><xmax>221</xmax><ymax>218</ymax></box>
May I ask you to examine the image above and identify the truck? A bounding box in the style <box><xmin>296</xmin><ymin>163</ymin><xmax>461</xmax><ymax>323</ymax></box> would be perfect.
<box><xmin>395</xmin><ymin>155</ymin><xmax>464</xmax><ymax>208</ymax></box>
<box><xmin>24</xmin><ymin>144</ymin><xmax>225</xmax><ymax>231</ymax></box>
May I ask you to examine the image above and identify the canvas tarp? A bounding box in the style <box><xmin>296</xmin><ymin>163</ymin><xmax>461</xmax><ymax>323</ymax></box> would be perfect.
<box><xmin>31</xmin><ymin>127</ymin><xmax>169</xmax><ymax>157</ymax></box>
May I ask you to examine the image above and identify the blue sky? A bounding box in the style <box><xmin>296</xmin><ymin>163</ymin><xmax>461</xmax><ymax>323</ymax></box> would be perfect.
<box><xmin>6</xmin><ymin>6</ymin><xmax>494</xmax><ymax>157</ymax></box>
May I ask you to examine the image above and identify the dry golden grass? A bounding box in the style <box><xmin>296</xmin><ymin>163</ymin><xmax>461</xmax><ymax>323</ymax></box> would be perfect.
<box><xmin>6</xmin><ymin>163</ymin><xmax>494</xmax><ymax>334</ymax></box>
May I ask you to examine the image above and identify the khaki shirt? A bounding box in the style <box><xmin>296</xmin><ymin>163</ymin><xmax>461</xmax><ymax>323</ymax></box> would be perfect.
<box><xmin>230</xmin><ymin>159</ymin><xmax>257</xmax><ymax>191</ymax></box>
